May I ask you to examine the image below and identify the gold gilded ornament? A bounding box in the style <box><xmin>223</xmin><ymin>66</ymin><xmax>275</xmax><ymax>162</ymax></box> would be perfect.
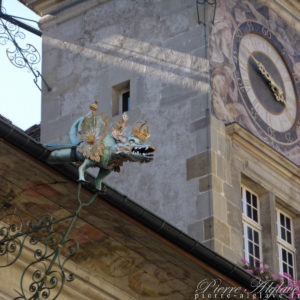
<box><xmin>78</xmin><ymin>101</ymin><xmax>108</xmax><ymax>162</ymax></box>
<box><xmin>132</xmin><ymin>121</ymin><xmax>150</xmax><ymax>142</ymax></box>
<box><xmin>90</xmin><ymin>100</ymin><xmax>99</xmax><ymax>111</ymax></box>
<box><xmin>112</xmin><ymin>113</ymin><xmax>128</xmax><ymax>142</ymax></box>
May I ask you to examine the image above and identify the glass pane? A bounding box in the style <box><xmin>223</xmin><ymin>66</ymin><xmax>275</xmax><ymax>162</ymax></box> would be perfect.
<box><xmin>122</xmin><ymin>91</ymin><xmax>130</xmax><ymax>113</ymax></box>
<box><xmin>289</xmin><ymin>267</ymin><xmax>294</xmax><ymax>279</ymax></box>
<box><xmin>286</xmin><ymin>217</ymin><xmax>291</xmax><ymax>230</ymax></box>
<box><xmin>288</xmin><ymin>252</ymin><xmax>293</xmax><ymax>265</ymax></box>
<box><xmin>281</xmin><ymin>227</ymin><xmax>286</xmax><ymax>240</ymax></box>
<box><xmin>249</xmin><ymin>256</ymin><xmax>254</xmax><ymax>266</ymax></box>
<box><xmin>283</xmin><ymin>263</ymin><xmax>288</xmax><ymax>273</ymax></box>
<box><xmin>280</xmin><ymin>213</ymin><xmax>285</xmax><ymax>226</ymax></box>
<box><xmin>248</xmin><ymin>227</ymin><xmax>253</xmax><ymax>240</ymax></box>
<box><xmin>254</xmin><ymin>231</ymin><xmax>259</xmax><ymax>244</ymax></box>
<box><xmin>282</xmin><ymin>249</ymin><xmax>287</xmax><ymax>262</ymax></box>
<box><xmin>253</xmin><ymin>209</ymin><xmax>258</xmax><ymax>222</ymax></box>
<box><xmin>252</xmin><ymin>195</ymin><xmax>257</xmax><ymax>208</ymax></box>
<box><xmin>287</xmin><ymin>231</ymin><xmax>292</xmax><ymax>244</ymax></box>
<box><xmin>247</xmin><ymin>204</ymin><xmax>252</xmax><ymax>219</ymax></box>
<box><xmin>255</xmin><ymin>245</ymin><xmax>260</xmax><ymax>258</ymax></box>
<box><xmin>249</xmin><ymin>241</ymin><xmax>253</xmax><ymax>254</ymax></box>
<box><xmin>246</xmin><ymin>190</ymin><xmax>251</xmax><ymax>204</ymax></box>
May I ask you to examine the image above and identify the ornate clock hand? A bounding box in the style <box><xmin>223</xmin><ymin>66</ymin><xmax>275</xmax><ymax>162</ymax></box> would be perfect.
<box><xmin>244</xmin><ymin>47</ymin><xmax>286</xmax><ymax>105</ymax></box>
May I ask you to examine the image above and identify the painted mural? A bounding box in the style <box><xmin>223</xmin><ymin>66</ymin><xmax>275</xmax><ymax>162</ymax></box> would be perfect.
<box><xmin>210</xmin><ymin>0</ymin><xmax>300</xmax><ymax>165</ymax></box>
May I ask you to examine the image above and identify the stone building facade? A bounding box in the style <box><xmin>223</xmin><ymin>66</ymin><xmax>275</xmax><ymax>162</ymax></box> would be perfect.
<box><xmin>21</xmin><ymin>0</ymin><xmax>300</xmax><ymax>279</ymax></box>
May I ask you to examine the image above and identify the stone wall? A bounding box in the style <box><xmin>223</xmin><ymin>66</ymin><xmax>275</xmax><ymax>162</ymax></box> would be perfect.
<box><xmin>40</xmin><ymin>0</ymin><xmax>211</xmax><ymax>236</ymax></box>
<box><xmin>39</xmin><ymin>0</ymin><xmax>300</xmax><ymax>271</ymax></box>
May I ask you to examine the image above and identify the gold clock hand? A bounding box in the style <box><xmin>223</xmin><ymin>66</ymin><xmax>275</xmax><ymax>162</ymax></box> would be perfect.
<box><xmin>243</xmin><ymin>47</ymin><xmax>286</xmax><ymax>105</ymax></box>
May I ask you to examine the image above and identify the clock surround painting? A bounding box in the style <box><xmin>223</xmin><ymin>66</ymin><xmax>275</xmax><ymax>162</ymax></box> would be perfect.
<box><xmin>210</xmin><ymin>0</ymin><xmax>300</xmax><ymax>165</ymax></box>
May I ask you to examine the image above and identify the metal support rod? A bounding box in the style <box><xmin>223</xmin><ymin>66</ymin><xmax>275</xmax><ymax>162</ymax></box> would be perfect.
<box><xmin>0</xmin><ymin>12</ymin><xmax>41</xmax><ymax>36</ymax></box>
<box><xmin>0</xmin><ymin>183</ymin><xmax>100</xmax><ymax>299</ymax></box>
<box><xmin>0</xmin><ymin>12</ymin><xmax>51</xmax><ymax>91</ymax></box>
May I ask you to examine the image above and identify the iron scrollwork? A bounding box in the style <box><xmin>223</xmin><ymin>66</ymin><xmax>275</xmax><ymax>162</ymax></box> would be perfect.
<box><xmin>0</xmin><ymin>183</ymin><xmax>99</xmax><ymax>299</ymax></box>
<box><xmin>0</xmin><ymin>7</ymin><xmax>51</xmax><ymax>91</ymax></box>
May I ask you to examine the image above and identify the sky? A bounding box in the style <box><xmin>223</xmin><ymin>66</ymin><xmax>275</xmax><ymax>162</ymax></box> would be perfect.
<box><xmin>0</xmin><ymin>0</ymin><xmax>41</xmax><ymax>130</ymax></box>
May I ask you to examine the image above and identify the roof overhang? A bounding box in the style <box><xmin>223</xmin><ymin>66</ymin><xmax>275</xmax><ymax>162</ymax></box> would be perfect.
<box><xmin>0</xmin><ymin>116</ymin><xmax>287</xmax><ymax>299</ymax></box>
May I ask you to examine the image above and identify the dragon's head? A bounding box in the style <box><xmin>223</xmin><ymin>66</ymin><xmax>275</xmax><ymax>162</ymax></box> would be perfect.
<box><xmin>114</xmin><ymin>136</ymin><xmax>155</xmax><ymax>162</ymax></box>
<box><xmin>110</xmin><ymin>114</ymin><xmax>155</xmax><ymax>168</ymax></box>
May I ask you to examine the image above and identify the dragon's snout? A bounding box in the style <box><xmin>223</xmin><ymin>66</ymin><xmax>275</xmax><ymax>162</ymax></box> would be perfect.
<box><xmin>131</xmin><ymin>145</ymin><xmax>155</xmax><ymax>160</ymax></box>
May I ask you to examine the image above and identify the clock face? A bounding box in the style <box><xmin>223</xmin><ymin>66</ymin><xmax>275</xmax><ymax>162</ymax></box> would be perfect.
<box><xmin>233</xmin><ymin>21</ymin><xmax>300</xmax><ymax>144</ymax></box>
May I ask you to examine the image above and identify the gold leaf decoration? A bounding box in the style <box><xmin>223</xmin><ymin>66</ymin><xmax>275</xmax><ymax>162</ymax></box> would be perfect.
<box><xmin>112</xmin><ymin>113</ymin><xmax>128</xmax><ymax>142</ymax></box>
<box><xmin>78</xmin><ymin>106</ymin><xmax>109</xmax><ymax>162</ymax></box>
<box><xmin>132</xmin><ymin>121</ymin><xmax>150</xmax><ymax>142</ymax></box>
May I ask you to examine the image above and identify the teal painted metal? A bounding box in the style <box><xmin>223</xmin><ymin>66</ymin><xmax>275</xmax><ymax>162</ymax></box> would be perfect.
<box><xmin>46</xmin><ymin>103</ymin><xmax>155</xmax><ymax>190</ymax></box>
<box><xmin>0</xmin><ymin>102</ymin><xmax>155</xmax><ymax>298</ymax></box>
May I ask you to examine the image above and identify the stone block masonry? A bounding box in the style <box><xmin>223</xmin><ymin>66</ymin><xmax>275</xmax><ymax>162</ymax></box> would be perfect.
<box><xmin>40</xmin><ymin>0</ymin><xmax>211</xmax><ymax>236</ymax></box>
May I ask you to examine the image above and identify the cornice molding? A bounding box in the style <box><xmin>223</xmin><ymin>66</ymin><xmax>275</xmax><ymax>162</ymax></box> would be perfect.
<box><xmin>226</xmin><ymin>123</ymin><xmax>300</xmax><ymax>212</ymax></box>
<box><xmin>226</xmin><ymin>123</ymin><xmax>300</xmax><ymax>184</ymax></box>
<box><xmin>261</xmin><ymin>0</ymin><xmax>300</xmax><ymax>32</ymax></box>
<box><xmin>19</xmin><ymin>0</ymin><xmax>110</xmax><ymax>29</ymax></box>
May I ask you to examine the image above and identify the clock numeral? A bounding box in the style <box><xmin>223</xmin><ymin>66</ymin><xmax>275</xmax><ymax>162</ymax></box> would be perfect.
<box><xmin>284</xmin><ymin>132</ymin><xmax>292</xmax><ymax>143</ymax></box>
<box><xmin>261</xmin><ymin>26</ymin><xmax>272</xmax><ymax>39</ymax></box>
<box><xmin>237</xmin><ymin>78</ymin><xmax>245</xmax><ymax>90</ymax></box>
<box><xmin>292</xmin><ymin>72</ymin><xmax>300</xmax><ymax>83</ymax></box>
<box><xmin>281</xmin><ymin>47</ymin><xmax>287</xmax><ymax>57</ymax></box>
<box><xmin>247</xmin><ymin>21</ymin><xmax>254</xmax><ymax>32</ymax></box>
<box><xmin>250</xmin><ymin>107</ymin><xmax>258</xmax><ymax>120</ymax></box>
<box><xmin>235</xmin><ymin>29</ymin><xmax>243</xmax><ymax>40</ymax></box>
<box><xmin>267</xmin><ymin>126</ymin><xmax>275</xmax><ymax>138</ymax></box>
<box><xmin>233</xmin><ymin>50</ymin><xmax>238</xmax><ymax>64</ymax></box>
<box><xmin>243</xmin><ymin>79</ymin><xmax>250</xmax><ymax>89</ymax></box>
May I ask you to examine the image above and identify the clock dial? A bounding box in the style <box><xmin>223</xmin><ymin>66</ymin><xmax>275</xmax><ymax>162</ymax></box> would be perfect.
<box><xmin>239</xmin><ymin>33</ymin><xmax>296</xmax><ymax>132</ymax></box>
<box><xmin>233</xmin><ymin>21</ymin><xmax>299</xmax><ymax>144</ymax></box>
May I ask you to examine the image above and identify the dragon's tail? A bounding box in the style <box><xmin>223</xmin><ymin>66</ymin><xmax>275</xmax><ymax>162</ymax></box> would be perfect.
<box><xmin>45</xmin><ymin>144</ymin><xmax>76</xmax><ymax>149</ymax></box>
<box><xmin>47</xmin><ymin>147</ymin><xmax>83</xmax><ymax>164</ymax></box>
<box><xmin>69</xmin><ymin>116</ymin><xmax>84</xmax><ymax>145</ymax></box>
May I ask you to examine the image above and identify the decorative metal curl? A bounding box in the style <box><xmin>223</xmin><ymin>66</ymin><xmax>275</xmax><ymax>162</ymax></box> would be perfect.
<box><xmin>0</xmin><ymin>7</ymin><xmax>51</xmax><ymax>91</ymax></box>
<box><xmin>0</xmin><ymin>183</ymin><xmax>99</xmax><ymax>299</ymax></box>
<box><xmin>0</xmin><ymin>213</ymin><xmax>26</xmax><ymax>267</ymax></box>
<box><xmin>7</xmin><ymin>43</ymin><xmax>40</xmax><ymax>69</ymax></box>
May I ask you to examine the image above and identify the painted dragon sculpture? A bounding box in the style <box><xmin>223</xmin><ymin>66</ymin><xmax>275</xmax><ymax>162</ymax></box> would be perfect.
<box><xmin>46</xmin><ymin>101</ymin><xmax>155</xmax><ymax>190</ymax></box>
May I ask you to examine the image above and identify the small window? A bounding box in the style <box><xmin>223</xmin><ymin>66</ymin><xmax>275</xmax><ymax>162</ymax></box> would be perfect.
<box><xmin>277</xmin><ymin>210</ymin><xmax>296</xmax><ymax>279</ymax></box>
<box><xmin>241</xmin><ymin>186</ymin><xmax>260</xmax><ymax>225</ymax></box>
<box><xmin>241</xmin><ymin>186</ymin><xmax>262</xmax><ymax>268</ymax></box>
<box><xmin>278</xmin><ymin>212</ymin><xmax>292</xmax><ymax>245</ymax></box>
<box><xmin>121</xmin><ymin>90</ymin><xmax>130</xmax><ymax>113</ymax></box>
<box><xmin>112</xmin><ymin>80</ymin><xmax>130</xmax><ymax>116</ymax></box>
<box><xmin>279</xmin><ymin>246</ymin><xmax>295</xmax><ymax>279</ymax></box>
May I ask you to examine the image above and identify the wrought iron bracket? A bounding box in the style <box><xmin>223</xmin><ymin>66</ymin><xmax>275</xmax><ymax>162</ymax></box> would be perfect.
<box><xmin>196</xmin><ymin>0</ymin><xmax>216</xmax><ymax>25</ymax></box>
<box><xmin>0</xmin><ymin>183</ymin><xmax>100</xmax><ymax>300</ymax></box>
<box><xmin>0</xmin><ymin>8</ymin><xmax>51</xmax><ymax>92</ymax></box>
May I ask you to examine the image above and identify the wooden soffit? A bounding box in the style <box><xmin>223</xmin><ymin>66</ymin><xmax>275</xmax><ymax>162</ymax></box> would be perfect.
<box><xmin>0</xmin><ymin>139</ymin><xmax>250</xmax><ymax>299</ymax></box>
